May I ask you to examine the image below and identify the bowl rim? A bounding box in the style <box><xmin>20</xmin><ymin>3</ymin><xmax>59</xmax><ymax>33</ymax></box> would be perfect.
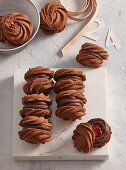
<box><xmin>0</xmin><ymin>0</ymin><xmax>40</xmax><ymax>52</ymax></box>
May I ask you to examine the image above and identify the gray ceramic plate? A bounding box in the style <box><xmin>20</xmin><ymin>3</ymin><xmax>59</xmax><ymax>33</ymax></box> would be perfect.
<box><xmin>0</xmin><ymin>0</ymin><xmax>40</xmax><ymax>54</ymax></box>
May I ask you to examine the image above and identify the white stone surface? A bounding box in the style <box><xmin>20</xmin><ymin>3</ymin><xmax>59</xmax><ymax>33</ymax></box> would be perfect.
<box><xmin>0</xmin><ymin>0</ymin><xmax>126</xmax><ymax>169</ymax></box>
<box><xmin>13</xmin><ymin>68</ymin><xmax>108</xmax><ymax>160</ymax></box>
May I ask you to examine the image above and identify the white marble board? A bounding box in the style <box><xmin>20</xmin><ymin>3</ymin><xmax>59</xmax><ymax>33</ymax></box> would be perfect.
<box><xmin>13</xmin><ymin>68</ymin><xmax>108</xmax><ymax>160</ymax></box>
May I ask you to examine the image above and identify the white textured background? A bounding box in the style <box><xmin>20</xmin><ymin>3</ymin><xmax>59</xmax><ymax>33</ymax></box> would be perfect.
<box><xmin>0</xmin><ymin>0</ymin><xmax>126</xmax><ymax>169</ymax></box>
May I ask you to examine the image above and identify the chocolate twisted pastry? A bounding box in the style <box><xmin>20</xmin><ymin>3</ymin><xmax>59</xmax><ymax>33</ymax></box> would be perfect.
<box><xmin>54</xmin><ymin>68</ymin><xmax>86</xmax><ymax>93</ymax></box>
<box><xmin>19</xmin><ymin>113</ymin><xmax>52</xmax><ymax>144</ymax></box>
<box><xmin>40</xmin><ymin>1</ymin><xmax>68</xmax><ymax>34</ymax></box>
<box><xmin>24</xmin><ymin>66</ymin><xmax>54</xmax><ymax>82</ymax></box>
<box><xmin>88</xmin><ymin>118</ymin><xmax>112</xmax><ymax>148</ymax></box>
<box><xmin>0</xmin><ymin>12</ymin><xmax>33</xmax><ymax>46</ymax></box>
<box><xmin>21</xmin><ymin>93</ymin><xmax>52</xmax><ymax>118</ymax></box>
<box><xmin>56</xmin><ymin>90</ymin><xmax>87</xmax><ymax>104</ymax></box>
<box><xmin>23</xmin><ymin>78</ymin><xmax>53</xmax><ymax>95</ymax></box>
<box><xmin>19</xmin><ymin>116</ymin><xmax>52</xmax><ymax>131</ymax></box>
<box><xmin>23</xmin><ymin>67</ymin><xmax>54</xmax><ymax>95</ymax></box>
<box><xmin>56</xmin><ymin>106</ymin><xmax>86</xmax><ymax>121</ymax></box>
<box><xmin>22</xmin><ymin>93</ymin><xmax>52</xmax><ymax>105</ymax></box>
<box><xmin>72</xmin><ymin>123</ymin><xmax>95</xmax><ymax>153</ymax></box>
<box><xmin>76</xmin><ymin>43</ymin><xmax>108</xmax><ymax>68</ymax></box>
<box><xmin>18</xmin><ymin>128</ymin><xmax>51</xmax><ymax>144</ymax></box>
<box><xmin>54</xmin><ymin>69</ymin><xmax>86</xmax><ymax>81</ymax></box>
<box><xmin>20</xmin><ymin>108</ymin><xmax>51</xmax><ymax>118</ymax></box>
<box><xmin>54</xmin><ymin>79</ymin><xmax>85</xmax><ymax>94</ymax></box>
<box><xmin>55</xmin><ymin>90</ymin><xmax>86</xmax><ymax>121</ymax></box>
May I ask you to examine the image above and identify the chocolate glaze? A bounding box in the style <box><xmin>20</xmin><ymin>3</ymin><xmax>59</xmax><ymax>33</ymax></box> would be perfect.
<box><xmin>57</xmin><ymin>75</ymin><xmax>83</xmax><ymax>82</ymax></box>
<box><xmin>80</xmin><ymin>49</ymin><xmax>103</xmax><ymax>60</ymax></box>
<box><xmin>88</xmin><ymin>118</ymin><xmax>111</xmax><ymax>147</ymax></box>
<box><xmin>26</xmin><ymin>74</ymin><xmax>51</xmax><ymax>81</ymax></box>
<box><xmin>23</xmin><ymin>101</ymin><xmax>49</xmax><ymax>109</ymax></box>
<box><xmin>23</xmin><ymin>124</ymin><xmax>51</xmax><ymax>131</ymax></box>
<box><xmin>57</xmin><ymin>97</ymin><xmax>84</xmax><ymax>107</ymax></box>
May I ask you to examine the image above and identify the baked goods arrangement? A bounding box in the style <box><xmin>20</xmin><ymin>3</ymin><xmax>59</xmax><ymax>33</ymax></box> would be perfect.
<box><xmin>1</xmin><ymin>0</ymin><xmax>111</xmax><ymax>158</ymax></box>
<box><xmin>18</xmin><ymin>67</ymin><xmax>54</xmax><ymax>144</ymax></box>
<box><xmin>17</xmin><ymin>66</ymin><xmax>112</xmax><ymax>154</ymax></box>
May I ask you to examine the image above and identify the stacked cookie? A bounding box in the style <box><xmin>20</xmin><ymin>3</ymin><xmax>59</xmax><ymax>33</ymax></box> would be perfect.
<box><xmin>54</xmin><ymin>69</ymin><xmax>87</xmax><ymax>121</ymax></box>
<box><xmin>18</xmin><ymin>66</ymin><xmax>54</xmax><ymax>144</ymax></box>
<box><xmin>76</xmin><ymin>43</ymin><xmax>108</xmax><ymax>68</ymax></box>
<box><xmin>23</xmin><ymin>66</ymin><xmax>54</xmax><ymax>95</ymax></box>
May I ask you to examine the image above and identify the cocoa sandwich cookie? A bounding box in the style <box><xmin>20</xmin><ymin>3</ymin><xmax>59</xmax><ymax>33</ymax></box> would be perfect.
<box><xmin>23</xmin><ymin>78</ymin><xmax>54</xmax><ymax>95</ymax></box>
<box><xmin>55</xmin><ymin>90</ymin><xmax>87</xmax><ymax>121</ymax></box>
<box><xmin>56</xmin><ymin>106</ymin><xmax>86</xmax><ymax>121</ymax></box>
<box><xmin>72</xmin><ymin>123</ymin><xmax>95</xmax><ymax>153</ymax></box>
<box><xmin>54</xmin><ymin>79</ymin><xmax>85</xmax><ymax>94</ymax></box>
<box><xmin>88</xmin><ymin>118</ymin><xmax>112</xmax><ymax>148</ymax></box>
<box><xmin>54</xmin><ymin>69</ymin><xmax>86</xmax><ymax>93</ymax></box>
<box><xmin>76</xmin><ymin>43</ymin><xmax>108</xmax><ymax>68</ymax></box>
<box><xmin>18</xmin><ymin>128</ymin><xmax>51</xmax><ymax>144</ymax></box>
<box><xmin>18</xmin><ymin>116</ymin><xmax>52</xmax><ymax>144</ymax></box>
<box><xmin>19</xmin><ymin>116</ymin><xmax>52</xmax><ymax>131</ymax></box>
<box><xmin>56</xmin><ymin>90</ymin><xmax>87</xmax><ymax>105</ymax></box>
<box><xmin>24</xmin><ymin>66</ymin><xmax>54</xmax><ymax>95</ymax></box>
<box><xmin>72</xmin><ymin>118</ymin><xmax>111</xmax><ymax>153</ymax></box>
<box><xmin>20</xmin><ymin>93</ymin><xmax>52</xmax><ymax>118</ymax></box>
<box><xmin>20</xmin><ymin>107</ymin><xmax>51</xmax><ymax>118</ymax></box>
<box><xmin>24</xmin><ymin>66</ymin><xmax>54</xmax><ymax>82</ymax></box>
<box><xmin>54</xmin><ymin>68</ymin><xmax>86</xmax><ymax>81</ymax></box>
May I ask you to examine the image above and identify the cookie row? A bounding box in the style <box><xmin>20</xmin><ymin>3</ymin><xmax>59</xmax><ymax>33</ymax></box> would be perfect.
<box><xmin>18</xmin><ymin>67</ymin><xmax>54</xmax><ymax>144</ymax></box>
<box><xmin>54</xmin><ymin>69</ymin><xmax>87</xmax><ymax>121</ymax></box>
<box><xmin>18</xmin><ymin>67</ymin><xmax>87</xmax><ymax>144</ymax></box>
